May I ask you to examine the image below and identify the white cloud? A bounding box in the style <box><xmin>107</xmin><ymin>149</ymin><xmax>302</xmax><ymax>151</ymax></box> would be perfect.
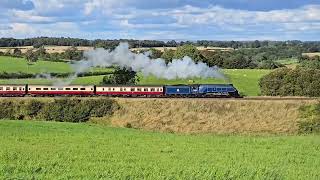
<box><xmin>84</xmin><ymin>0</ymin><xmax>130</xmax><ymax>15</ymax></box>
<box><xmin>0</xmin><ymin>1</ymin><xmax>319</xmax><ymax>40</ymax></box>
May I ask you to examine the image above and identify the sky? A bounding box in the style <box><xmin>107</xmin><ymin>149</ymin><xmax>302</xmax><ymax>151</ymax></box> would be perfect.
<box><xmin>0</xmin><ymin>0</ymin><xmax>320</xmax><ymax>41</ymax></box>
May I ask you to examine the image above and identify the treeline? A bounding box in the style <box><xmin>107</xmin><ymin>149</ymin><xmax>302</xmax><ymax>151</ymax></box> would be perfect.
<box><xmin>0</xmin><ymin>98</ymin><xmax>118</xmax><ymax>123</ymax></box>
<box><xmin>259</xmin><ymin>67</ymin><xmax>320</xmax><ymax>97</ymax></box>
<box><xmin>1</xmin><ymin>37</ymin><xmax>320</xmax><ymax>52</ymax></box>
<box><xmin>150</xmin><ymin>45</ymin><xmax>285</xmax><ymax>69</ymax></box>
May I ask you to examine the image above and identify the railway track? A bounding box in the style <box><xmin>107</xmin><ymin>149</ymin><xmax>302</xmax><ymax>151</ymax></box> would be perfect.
<box><xmin>0</xmin><ymin>96</ymin><xmax>318</xmax><ymax>101</ymax></box>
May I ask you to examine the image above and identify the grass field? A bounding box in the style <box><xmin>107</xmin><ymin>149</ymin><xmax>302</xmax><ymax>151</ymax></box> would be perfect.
<box><xmin>0</xmin><ymin>75</ymin><xmax>105</xmax><ymax>85</ymax></box>
<box><xmin>0</xmin><ymin>120</ymin><xmax>319</xmax><ymax>179</ymax></box>
<box><xmin>0</xmin><ymin>56</ymin><xmax>112</xmax><ymax>74</ymax></box>
<box><xmin>139</xmin><ymin>69</ymin><xmax>271</xmax><ymax>96</ymax></box>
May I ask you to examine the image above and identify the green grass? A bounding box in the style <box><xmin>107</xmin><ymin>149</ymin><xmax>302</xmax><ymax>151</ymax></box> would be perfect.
<box><xmin>0</xmin><ymin>75</ymin><xmax>105</xmax><ymax>85</ymax></box>
<box><xmin>0</xmin><ymin>56</ymin><xmax>73</xmax><ymax>73</ymax></box>
<box><xmin>139</xmin><ymin>69</ymin><xmax>271</xmax><ymax>96</ymax></box>
<box><xmin>0</xmin><ymin>56</ymin><xmax>113</xmax><ymax>74</ymax></box>
<box><xmin>276</xmin><ymin>58</ymin><xmax>299</xmax><ymax>65</ymax></box>
<box><xmin>0</xmin><ymin>120</ymin><xmax>319</xmax><ymax>179</ymax></box>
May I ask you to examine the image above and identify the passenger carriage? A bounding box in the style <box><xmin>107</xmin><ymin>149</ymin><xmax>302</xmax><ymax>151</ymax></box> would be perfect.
<box><xmin>96</xmin><ymin>85</ymin><xmax>164</xmax><ymax>97</ymax></box>
<box><xmin>27</xmin><ymin>85</ymin><xmax>95</xmax><ymax>96</ymax></box>
<box><xmin>0</xmin><ymin>85</ymin><xmax>26</xmax><ymax>96</ymax></box>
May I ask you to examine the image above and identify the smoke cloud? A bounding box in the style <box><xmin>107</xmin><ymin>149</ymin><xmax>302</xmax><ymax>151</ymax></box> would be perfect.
<box><xmin>73</xmin><ymin>42</ymin><xmax>225</xmax><ymax>80</ymax></box>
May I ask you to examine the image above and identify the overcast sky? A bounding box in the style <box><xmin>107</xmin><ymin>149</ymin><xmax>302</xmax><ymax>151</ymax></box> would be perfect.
<box><xmin>0</xmin><ymin>0</ymin><xmax>320</xmax><ymax>41</ymax></box>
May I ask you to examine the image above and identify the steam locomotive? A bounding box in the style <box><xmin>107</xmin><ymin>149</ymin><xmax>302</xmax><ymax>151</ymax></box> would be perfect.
<box><xmin>0</xmin><ymin>84</ymin><xmax>240</xmax><ymax>98</ymax></box>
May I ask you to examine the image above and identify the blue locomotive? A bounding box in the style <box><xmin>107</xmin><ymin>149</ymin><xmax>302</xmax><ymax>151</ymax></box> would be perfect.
<box><xmin>164</xmin><ymin>84</ymin><xmax>240</xmax><ymax>98</ymax></box>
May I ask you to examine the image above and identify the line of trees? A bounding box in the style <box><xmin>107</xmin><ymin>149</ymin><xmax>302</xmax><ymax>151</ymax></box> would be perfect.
<box><xmin>1</xmin><ymin>37</ymin><xmax>320</xmax><ymax>52</ymax></box>
<box><xmin>148</xmin><ymin>45</ymin><xmax>285</xmax><ymax>69</ymax></box>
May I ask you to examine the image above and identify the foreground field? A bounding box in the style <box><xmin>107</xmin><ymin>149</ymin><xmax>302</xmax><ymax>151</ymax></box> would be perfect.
<box><xmin>0</xmin><ymin>120</ymin><xmax>319</xmax><ymax>179</ymax></box>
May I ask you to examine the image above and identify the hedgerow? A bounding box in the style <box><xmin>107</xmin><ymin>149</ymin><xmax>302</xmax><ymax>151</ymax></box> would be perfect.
<box><xmin>298</xmin><ymin>103</ymin><xmax>320</xmax><ymax>134</ymax></box>
<box><xmin>0</xmin><ymin>98</ymin><xmax>118</xmax><ymax>122</ymax></box>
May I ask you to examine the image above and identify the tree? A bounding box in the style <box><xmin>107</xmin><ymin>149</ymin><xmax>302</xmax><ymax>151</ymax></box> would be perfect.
<box><xmin>13</xmin><ymin>48</ymin><xmax>22</xmax><ymax>57</ymax></box>
<box><xmin>161</xmin><ymin>49</ymin><xmax>175</xmax><ymax>64</ymax></box>
<box><xmin>25</xmin><ymin>49</ymin><xmax>38</xmax><ymax>64</ymax></box>
<box><xmin>149</xmin><ymin>48</ymin><xmax>163</xmax><ymax>59</ymax></box>
<box><xmin>102</xmin><ymin>67</ymin><xmax>139</xmax><ymax>84</ymax></box>
<box><xmin>173</xmin><ymin>44</ymin><xmax>205</xmax><ymax>62</ymax></box>
<box><xmin>35</xmin><ymin>46</ymin><xmax>47</xmax><ymax>59</ymax></box>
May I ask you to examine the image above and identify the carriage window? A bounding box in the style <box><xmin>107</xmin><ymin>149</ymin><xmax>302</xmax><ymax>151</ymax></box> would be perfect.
<box><xmin>217</xmin><ymin>88</ymin><xmax>221</xmax><ymax>91</ymax></box>
<box><xmin>222</xmin><ymin>88</ymin><xmax>226</xmax><ymax>91</ymax></box>
<box><xmin>19</xmin><ymin>87</ymin><xmax>22</xmax><ymax>91</ymax></box>
<box><xmin>51</xmin><ymin>88</ymin><xmax>56</xmax><ymax>90</ymax></box>
<box><xmin>137</xmin><ymin>88</ymin><xmax>141</xmax><ymax>91</ymax></box>
<box><xmin>0</xmin><ymin>87</ymin><xmax>3</xmax><ymax>90</ymax></box>
<box><xmin>29</xmin><ymin>88</ymin><xmax>31</xmax><ymax>90</ymax></box>
<box><xmin>102</xmin><ymin>88</ymin><xmax>105</xmax><ymax>91</ymax></box>
<box><xmin>58</xmin><ymin>88</ymin><xmax>63</xmax><ymax>90</ymax></box>
<box><xmin>131</xmin><ymin>88</ymin><xmax>135</xmax><ymax>91</ymax></box>
<box><xmin>144</xmin><ymin>88</ymin><xmax>148</xmax><ymax>92</ymax></box>
<box><xmin>112</xmin><ymin>88</ymin><xmax>115</xmax><ymax>91</ymax></box>
<box><xmin>13</xmin><ymin>87</ymin><xmax>17</xmax><ymax>91</ymax></box>
<box><xmin>80</xmin><ymin>88</ymin><xmax>86</xmax><ymax>91</ymax></box>
<box><xmin>73</xmin><ymin>88</ymin><xmax>78</xmax><ymax>90</ymax></box>
<box><xmin>108</xmin><ymin>88</ymin><xmax>111</xmax><ymax>91</ymax></box>
<box><xmin>151</xmin><ymin>88</ymin><xmax>155</xmax><ymax>92</ymax></box>
<box><xmin>36</xmin><ymin>88</ymin><xmax>41</xmax><ymax>90</ymax></box>
<box><xmin>160</xmin><ymin>88</ymin><xmax>163</xmax><ymax>91</ymax></box>
<box><xmin>120</xmin><ymin>88</ymin><xmax>123</xmax><ymax>91</ymax></box>
<box><xmin>65</xmin><ymin>88</ymin><xmax>71</xmax><ymax>90</ymax></box>
<box><xmin>6</xmin><ymin>87</ymin><xmax>10</xmax><ymax>91</ymax></box>
<box><xmin>43</xmin><ymin>88</ymin><xmax>49</xmax><ymax>90</ymax></box>
<box><xmin>124</xmin><ymin>88</ymin><xmax>126</xmax><ymax>91</ymax></box>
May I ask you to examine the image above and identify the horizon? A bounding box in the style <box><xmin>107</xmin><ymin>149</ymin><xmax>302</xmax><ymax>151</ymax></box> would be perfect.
<box><xmin>0</xmin><ymin>0</ymin><xmax>320</xmax><ymax>41</ymax></box>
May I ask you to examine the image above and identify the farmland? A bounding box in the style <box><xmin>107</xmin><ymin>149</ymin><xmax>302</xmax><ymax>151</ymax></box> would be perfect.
<box><xmin>0</xmin><ymin>56</ymin><xmax>270</xmax><ymax>96</ymax></box>
<box><xmin>302</xmin><ymin>52</ymin><xmax>320</xmax><ymax>57</ymax></box>
<box><xmin>0</xmin><ymin>120</ymin><xmax>319</xmax><ymax>179</ymax></box>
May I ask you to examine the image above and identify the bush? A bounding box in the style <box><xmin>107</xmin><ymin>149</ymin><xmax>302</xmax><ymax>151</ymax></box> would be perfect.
<box><xmin>0</xmin><ymin>98</ymin><xmax>117</xmax><ymax>122</ymax></box>
<box><xmin>298</xmin><ymin>104</ymin><xmax>320</xmax><ymax>134</ymax></box>
<box><xmin>0</xmin><ymin>100</ymin><xmax>16</xmax><ymax>119</ymax></box>
<box><xmin>259</xmin><ymin>67</ymin><xmax>320</xmax><ymax>97</ymax></box>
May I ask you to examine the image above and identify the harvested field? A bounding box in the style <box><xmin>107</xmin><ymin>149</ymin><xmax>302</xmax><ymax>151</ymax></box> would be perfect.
<box><xmin>0</xmin><ymin>46</ymin><xmax>94</xmax><ymax>54</ymax></box>
<box><xmin>302</xmin><ymin>52</ymin><xmax>320</xmax><ymax>57</ymax></box>
<box><xmin>109</xmin><ymin>98</ymin><xmax>317</xmax><ymax>134</ymax></box>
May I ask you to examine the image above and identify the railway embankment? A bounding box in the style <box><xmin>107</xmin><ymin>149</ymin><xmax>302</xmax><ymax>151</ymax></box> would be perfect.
<box><xmin>109</xmin><ymin>98</ymin><xmax>318</xmax><ymax>134</ymax></box>
<box><xmin>0</xmin><ymin>97</ymin><xmax>318</xmax><ymax>134</ymax></box>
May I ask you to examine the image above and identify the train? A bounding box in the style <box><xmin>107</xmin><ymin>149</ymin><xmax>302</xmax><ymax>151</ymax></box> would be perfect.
<box><xmin>0</xmin><ymin>84</ymin><xmax>241</xmax><ymax>98</ymax></box>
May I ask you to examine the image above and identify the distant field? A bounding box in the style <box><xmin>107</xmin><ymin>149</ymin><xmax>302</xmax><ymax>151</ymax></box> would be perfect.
<box><xmin>0</xmin><ymin>120</ymin><xmax>319</xmax><ymax>179</ymax></box>
<box><xmin>0</xmin><ymin>46</ymin><xmax>94</xmax><ymax>54</ymax></box>
<box><xmin>0</xmin><ymin>56</ymin><xmax>113</xmax><ymax>74</ymax></box>
<box><xmin>0</xmin><ymin>75</ymin><xmax>105</xmax><ymax>85</ymax></box>
<box><xmin>302</xmin><ymin>52</ymin><xmax>320</xmax><ymax>57</ymax></box>
<box><xmin>276</xmin><ymin>58</ymin><xmax>299</xmax><ymax>69</ymax></box>
<box><xmin>139</xmin><ymin>69</ymin><xmax>271</xmax><ymax>96</ymax></box>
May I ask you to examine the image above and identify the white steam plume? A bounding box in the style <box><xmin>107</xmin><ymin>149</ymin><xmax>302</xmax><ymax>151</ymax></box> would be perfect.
<box><xmin>73</xmin><ymin>42</ymin><xmax>225</xmax><ymax>80</ymax></box>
